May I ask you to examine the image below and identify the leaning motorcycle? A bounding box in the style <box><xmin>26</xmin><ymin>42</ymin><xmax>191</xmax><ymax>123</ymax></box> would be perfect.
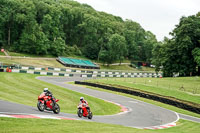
<box><xmin>37</xmin><ymin>92</ymin><xmax>60</xmax><ymax>114</ymax></box>
<box><xmin>77</xmin><ymin>103</ymin><xmax>93</xmax><ymax>119</ymax></box>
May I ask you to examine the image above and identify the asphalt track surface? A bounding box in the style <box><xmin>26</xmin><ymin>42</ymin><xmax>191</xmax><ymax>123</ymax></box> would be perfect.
<box><xmin>1</xmin><ymin>76</ymin><xmax>199</xmax><ymax>128</ymax></box>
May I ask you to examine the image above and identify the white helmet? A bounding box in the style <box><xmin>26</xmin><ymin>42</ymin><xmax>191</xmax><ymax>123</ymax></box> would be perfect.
<box><xmin>80</xmin><ymin>97</ymin><xmax>84</xmax><ymax>101</ymax></box>
<box><xmin>44</xmin><ymin>88</ymin><xmax>48</xmax><ymax>92</ymax></box>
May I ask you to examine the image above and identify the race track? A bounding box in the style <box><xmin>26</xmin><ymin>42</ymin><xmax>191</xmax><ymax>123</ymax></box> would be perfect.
<box><xmin>0</xmin><ymin>76</ymin><xmax>180</xmax><ymax>129</ymax></box>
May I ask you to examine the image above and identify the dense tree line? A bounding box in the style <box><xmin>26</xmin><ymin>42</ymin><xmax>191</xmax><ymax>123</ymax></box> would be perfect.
<box><xmin>0</xmin><ymin>0</ymin><xmax>158</xmax><ymax>65</ymax></box>
<box><xmin>152</xmin><ymin>12</ymin><xmax>200</xmax><ymax>76</ymax></box>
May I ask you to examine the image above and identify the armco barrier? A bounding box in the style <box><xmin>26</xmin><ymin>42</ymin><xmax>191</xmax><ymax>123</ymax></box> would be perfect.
<box><xmin>1</xmin><ymin>65</ymin><xmax>162</xmax><ymax>77</ymax></box>
<box><xmin>93</xmin><ymin>71</ymin><xmax>162</xmax><ymax>76</ymax></box>
<box><xmin>81</xmin><ymin>74</ymin><xmax>161</xmax><ymax>78</ymax></box>
<box><xmin>11</xmin><ymin>66</ymin><xmax>93</xmax><ymax>74</ymax></box>
<box><xmin>75</xmin><ymin>81</ymin><xmax>200</xmax><ymax>114</ymax></box>
<box><xmin>11</xmin><ymin>69</ymin><xmax>73</xmax><ymax>77</ymax></box>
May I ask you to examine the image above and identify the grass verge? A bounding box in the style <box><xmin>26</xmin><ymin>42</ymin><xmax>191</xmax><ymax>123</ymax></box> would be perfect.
<box><xmin>8</xmin><ymin>52</ymin><xmax>56</xmax><ymax>58</ymax></box>
<box><xmin>0</xmin><ymin>53</ymin><xmax>154</xmax><ymax>71</ymax></box>
<box><xmin>0</xmin><ymin>117</ymin><xmax>199</xmax><ymax>133</ymax></box>
<box><xmin>0</xmin><ymin>57</ymin><xmax>64</xmax><ymax>67</ymax></box>
<box><xmin>0</xmin><ymin>73</ymin><xmax>121</xmax><ymax>115</ymax></box>
<box><xmin>74</xmin><ymin>83</ymin><xmax>200</xmax><ymax>118</ymax></box>
<box><xmin>88</xmin><ymin>77</ymin><xmax>200</xmax><ymax>104</ymax></box>
<box><xmin>100</xmin><ymin>64</ymin><xmax>155</xmax><ymax>71</ymax></box>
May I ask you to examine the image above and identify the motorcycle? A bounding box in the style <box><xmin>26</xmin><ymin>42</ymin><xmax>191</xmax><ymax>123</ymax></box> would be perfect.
<box><xmin>37</xmin><ymin>92</ymin><xmax>60</xmax><ymax>114</ymax></box>
<box><xmin>77</xmin><ymin>103</ymin><xmax>93</xmax><ymax>119</ymax></box>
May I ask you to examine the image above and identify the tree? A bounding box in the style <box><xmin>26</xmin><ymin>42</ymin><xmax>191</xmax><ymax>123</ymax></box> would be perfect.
<box><xmin>0</xmin><ymin>0</ymin><xmax>154</xmax><ymax>61</ymax></box>
<box><xmin>80</xmin><ymin>14</ymin><xmax>100</xmax><ymax>59</ymax></box>
<box><xmin>152</xmin><ymin>38</ymin><xmax>178</xmax><ymax>76</ymax></box>
<box><xmin>192</xmin><ymin>48</ymin><xmax>200</xmax><ymax>74</ymax></box>
<box><xmin>0</xmin><ymin>0</ymin><xmax>21</xmax><ymax>48</ymax></box>
<box><xmin>19</xmin><ymin>24</ymin><xmax>49</xmax><ymax>55</ymax></box>
<box><xmin>144</xmin><ymin>31</ymin><xmax>158</xmax><ymax>63</ymax></box>
<box><xmin>50</xmin><ymin>37</ymin><xmax>66</xmax><ymax>56</ymax></box>
<box><xmin>99</xmin><ymin>34</ymin><xmax>127</xmax><ymax>65</ymax></box>
<box><xmin>152</xmin><ymin>13</ymin><xmax>200</xmax><ymax>76</ymax></box>
<box><xmin>124</xmin><ymin>20</ymin><xmax>149</xmax><ymax>61</ymax></box>
<box><xmin>110</xmin><ymin>34</ymin><xmax>127</xmax><ymax>64</ymax></box>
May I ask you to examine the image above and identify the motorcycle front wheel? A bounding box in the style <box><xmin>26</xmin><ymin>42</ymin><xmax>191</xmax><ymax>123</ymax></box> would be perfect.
<box><xmin>77</xmin><ymin>108</ymin><xmax>83</xmax><ymax>118</ymax></box>
<box><xmin>53</xmin><ymin>104</ymin><xmax>60</xmax><ymax>114</ymax></box>
<box><xmin>88</xmin><ymin>111</ymin><xmax>93</xmax><ymax>119</ymax></box>
<box><xmin>37</xmin><ymin>101</ymin><xmax>44</xmax><ymax>112</ymax></box>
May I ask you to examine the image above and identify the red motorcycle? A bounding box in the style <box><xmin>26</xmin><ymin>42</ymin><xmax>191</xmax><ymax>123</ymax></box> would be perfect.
<box><xmin>77</xmin><ymin>103</ymin><xmax>93</xmax><ymax>119</ymax></box>
<box><xmin>37</xmin><ymin>92</ymin><xmax>60</xmax><ymax>114</ymax></box>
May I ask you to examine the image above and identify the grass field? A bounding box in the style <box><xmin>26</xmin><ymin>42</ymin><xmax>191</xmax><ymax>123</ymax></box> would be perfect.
<box><xmin>7</xmin><ymin>52</ymin><xmax>56</xmax><ymax>58</ymax></box>
<box><xmin>88</xmin><ymin>77</ymin><xmax>200</xmax><ymax>104</ymax></box>
<box><xmin>78</xmin><ymin>84</ymin><xmax>200</xmax><ymax>118</ymax></box>
<box><xmin>100</xmin><ymin>64</ymin><xmax>155</xmax><ymax>71</ymax></box>
<box><xmin>0</xmin><ymin>73</ymin><xmax>200</xmax><ymax>132</ymax></box>
<box><xmin>0</xmin><ymin>51</ymin><xmax>155</xmax><ymax>71</ymax></box>
<box><xmin>0</xmin><ymin>117</ymin><xmax>199</xmax><ymax>133</ymax></box>
<box><xmin>0</xmin><ymin>56</ymin><xmax>154</xmax><ymax>71</ymax></box>
<box><xmin>0</xmin><ymin>73</ymin><xmax>121</xmax><ymax>115</ymax></box>
<box><xmin>0</xmin><ymin>57</ymin><xmax>64</xmax><ymax>67</ymax></box>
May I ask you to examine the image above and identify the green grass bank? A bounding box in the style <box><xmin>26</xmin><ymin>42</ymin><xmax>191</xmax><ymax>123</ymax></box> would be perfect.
<box><xmin>0</xmin><ymin>117</ymin><xmax>199</xmax><ymax>133</ymax></box>
<box><xmin>88</xmin><ymin>77</ymin><xmax>200</xmax><ymax>104</ymax></box>
<box><xmin>0</xmin><ymin>73</ymin><xmax>120</xmax><ymax>115</ymax></box>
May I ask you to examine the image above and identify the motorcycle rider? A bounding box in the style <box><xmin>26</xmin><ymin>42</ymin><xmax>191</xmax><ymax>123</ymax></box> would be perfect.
<box><xmin>43</xmin><ymin>88</ymin><xmax>52</xmax><ymax>96</ymax></box>
<box><xmin>43</xmin><ymin>88</ymin><xmax>55</xmax><ymax>104</ymax></box>
<box><xmin>77</xmin><ymin>97</ymin><xmax>92</xmax><ymax>119</ymax></box>
<box><xmin>79</xmin><ymin>97</ymin><xmax>90</xmax><ymax>110</ymax></box>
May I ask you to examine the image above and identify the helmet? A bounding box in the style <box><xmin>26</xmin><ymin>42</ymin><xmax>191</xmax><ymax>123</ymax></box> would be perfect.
<box><xmin>80</xmin><ymin>97</ymin><xmax>84</xmax><ymax>101</ymax></box>
<box><xmin>44</xmin><ymin>88</ymin><xmax>48</xmax><ymax>92</ymax></box>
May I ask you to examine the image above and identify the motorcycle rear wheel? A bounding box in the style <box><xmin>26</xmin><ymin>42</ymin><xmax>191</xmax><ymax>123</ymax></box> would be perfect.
<box><xmin>37</xmin><ymin>101</ymin><xmax>44</xmax><ymax>112</ymax></box>
<box><xmin>53</xmin><ymin>104</ymin><xmax>60</xmax><ymax>114</ymax></box>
